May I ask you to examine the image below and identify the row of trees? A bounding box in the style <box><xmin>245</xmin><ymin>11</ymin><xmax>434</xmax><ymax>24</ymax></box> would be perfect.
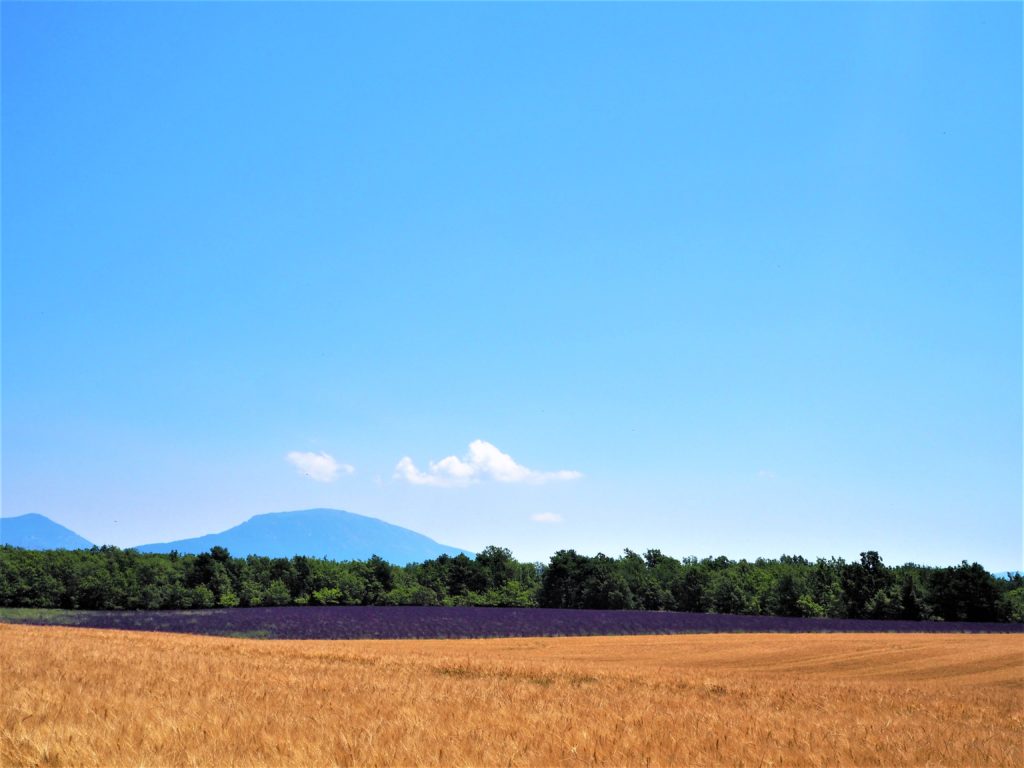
<box><xmin>538</xmin><ymin>549</ymin><xmax>1021</xmax><ymax>622</ymax></box>
<box><xmin>1</xmin><ymin>544</ymin><xmax>1021</xmax><ymax>623</ymax></box>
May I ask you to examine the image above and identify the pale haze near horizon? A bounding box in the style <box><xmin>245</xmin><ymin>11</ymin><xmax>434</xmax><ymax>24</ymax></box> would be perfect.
<box><xmin>2</xmin><ymin>3</ymin><xmax>1021</xmax><ymax>571</ymax></box>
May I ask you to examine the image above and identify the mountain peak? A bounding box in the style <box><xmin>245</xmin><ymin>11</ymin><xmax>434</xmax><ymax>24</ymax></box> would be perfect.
<box><xmin>135</xmin><ymin>509</ymin><xmax>472</xmax><ymax>565</ymax></box>
<box><xmin>0</xmin><ymin>514</ymin><xmax>94</xmax><ymax>550</ymax></box>
<box><xmin>251</xmin><ymin>508</ymin><xmax>361</xmax><ymax>521</ymax></box>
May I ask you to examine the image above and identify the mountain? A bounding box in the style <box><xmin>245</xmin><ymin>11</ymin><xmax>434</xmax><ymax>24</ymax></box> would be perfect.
<box><xmin>135</xmin><ymin>508</ymin><xmax>473</xmax><ymax>565</ymax></box>
<box><xmin>0</xmin><ymin>513</ymin><xmax>94</xmax><ymax>550</ymax></box>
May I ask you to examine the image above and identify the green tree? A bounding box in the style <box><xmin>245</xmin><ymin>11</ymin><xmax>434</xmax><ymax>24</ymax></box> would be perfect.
<box><xmin>539</xmin><ymin>550</ymin><xmax>588</xmax><ymax>608</ymax></box>
<box><xmin>1000</xmin><ymin>587</ymin><xmax>1024</xmax><ymax>623</ymax></box>
<box><xmin>840</xmin><ymin>551</ymin><xmax>892</xmax><ymax>619</ymax></box>
<box><xmin>264</xmin><ymin>579</ymin><xmax>292</xmax><ymax>607</ymax></box>
<box><xmin>187</xmin><ymin>585</ymin><xmax>216</xmax><ymax>609</ymax></box>
<box><xmin>927</xmin><ymin>562</ymin><xmax>1001</xmax><ymax>622</ymax></box>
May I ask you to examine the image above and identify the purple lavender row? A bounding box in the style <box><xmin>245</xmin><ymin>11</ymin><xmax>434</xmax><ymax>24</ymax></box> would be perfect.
<box><xmin>5</xmin><ymin>605</ymin><xmax>1021</xmax><ymax>639</ymax></box>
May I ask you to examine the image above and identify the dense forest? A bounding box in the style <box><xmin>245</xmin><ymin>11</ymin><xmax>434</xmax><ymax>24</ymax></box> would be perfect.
<box><xmin>1</xmin><ymin>545</ymin><xmax>1021</xmax><ymax>623</ymax></box>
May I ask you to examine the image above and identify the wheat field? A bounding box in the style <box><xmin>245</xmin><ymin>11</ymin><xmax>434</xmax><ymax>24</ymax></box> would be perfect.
<box><xmin>1</xmin><ymin>623</ymin><xmax>1021</xmax><ymax>767</ymax></box>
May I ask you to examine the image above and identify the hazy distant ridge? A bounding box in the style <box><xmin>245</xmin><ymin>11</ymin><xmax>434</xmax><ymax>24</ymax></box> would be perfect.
<box><xmin>0</xmin><ymin>514</ymin><xmax>94</xmax><ymax>550</ymax></box>
<box><xmin>134</xmin><ymin>508</ymin><xmax>471</xmax><ymax>565</ymax></box>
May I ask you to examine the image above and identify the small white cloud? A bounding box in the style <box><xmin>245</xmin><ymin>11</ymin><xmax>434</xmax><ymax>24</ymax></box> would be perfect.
<box><xmin>756</xmin><ymin>469</ymin><xmax>776</xmax><ymax>480</ymax></box>
<box><xmin>286</xmin><ymin>451</ymin><xmax>353</xmax><ymax>483</ymax></box>
<box><xmin>531</xmin><ymin>512</ymin><xmax>563</xmax><ymax>523</ymax></box>
<box><xmin>394</xmin><ymin>440</ymin><xmax>582</xmax><ymax>488</ymax></box>
<box><xmin>394</xmin><ymin>456</ymin><xmax>445</xmax><ymax>486</ymax></box>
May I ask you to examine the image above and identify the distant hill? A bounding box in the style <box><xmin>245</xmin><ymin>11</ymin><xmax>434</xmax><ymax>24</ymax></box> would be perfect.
<box><xmin>0</xmin><ymin>513</ymin><xmax>94</xmax><ymax>550</ymax></box>
<box><xmin>135</xmin><ymin>508</ymin><xmax>473</xmax><ymax>565</ymax></box>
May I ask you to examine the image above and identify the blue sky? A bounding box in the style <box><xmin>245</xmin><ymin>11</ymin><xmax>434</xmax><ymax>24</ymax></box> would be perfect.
<box><xmin>2</xmin><ymin>3</ymin><xmax>1021</xmax><ymax>570</ymax></box>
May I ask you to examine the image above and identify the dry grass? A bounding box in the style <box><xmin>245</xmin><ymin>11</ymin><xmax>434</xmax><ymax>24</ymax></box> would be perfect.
<box><xmin>1</xmin><ymin>623</ymin><xmax>1021</xmax><ymax>767</ymax></box>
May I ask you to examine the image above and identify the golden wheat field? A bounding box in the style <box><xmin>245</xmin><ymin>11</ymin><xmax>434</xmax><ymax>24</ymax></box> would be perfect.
<box><xmin>1</xmin><ymin>623</ymin><xmax>1021</xmax><ymax>767</ymax></box>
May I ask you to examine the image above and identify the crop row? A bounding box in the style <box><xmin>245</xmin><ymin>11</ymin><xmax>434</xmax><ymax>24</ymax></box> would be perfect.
<box><xmin>2</xmin><ymin>605</ymin><xmax>1021</xmax><ymax>639</ymax></box>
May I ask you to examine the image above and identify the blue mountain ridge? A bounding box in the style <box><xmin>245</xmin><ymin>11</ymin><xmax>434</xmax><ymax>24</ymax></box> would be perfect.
<box><xmin>0</xmin><ymin>513</ymin><xmax>95</xmax><ymax>550</ymax></box>
<box><xmin>134</xmin><ymin>508</ymin><xmax>473</xmax><ymax>565</ymax></box>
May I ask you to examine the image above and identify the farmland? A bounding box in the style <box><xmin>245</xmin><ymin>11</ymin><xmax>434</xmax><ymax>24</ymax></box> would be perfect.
<box><xmin>1</xmin><ymin>604</ymin><xmax>1021</xmax><ymax>639</ymax></box>
<box><xmin>2</xmin><ymin>623</ymin><xmax>1021</xmax><ymax>766</ymax></box>
<box><xmin>0</xmin><ymin>606</ymin><xmax>1019</xmax><ymax>638</ymax></box>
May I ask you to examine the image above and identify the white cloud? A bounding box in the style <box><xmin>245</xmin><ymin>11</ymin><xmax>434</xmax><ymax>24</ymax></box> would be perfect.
<box><xmin>530</xmin><ymin>512</ymin><xmax>563</xmax><ymax>523</ymax></box>
<box><xmin>394</xmin><ymin>440</ymin><xmax>582</xmax><ymax>488</ymax></box>
<box><xmin>286</xmin><ymin>451</ymin><xmax>353</xmax><ymax>483</ymax></box>
<box><xmin>756</xmin><ymin>469</ymin><xmax>777</xmax><ymax>480</ymax></box>
<box><xmin>394</xmin><ymin>456</ymin><xmax>443</xmax><ymax>486</ymax></box>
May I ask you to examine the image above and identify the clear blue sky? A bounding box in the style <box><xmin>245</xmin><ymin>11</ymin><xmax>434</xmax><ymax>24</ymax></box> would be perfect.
<box><xmin>3</xmin><ymin>2</ymin><xmax>1021</xmax><ymax>570</ymax></box>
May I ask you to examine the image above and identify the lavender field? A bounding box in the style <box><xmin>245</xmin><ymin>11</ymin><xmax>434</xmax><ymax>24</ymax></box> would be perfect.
<box><xmin>0</xmin><ymin>605</ymin><xmax>1020</xmax><ymax>639</ymax></box>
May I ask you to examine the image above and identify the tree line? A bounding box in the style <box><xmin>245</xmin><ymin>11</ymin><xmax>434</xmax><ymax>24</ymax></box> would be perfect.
<box><xmin>1</xmin><ymin>544</ymin><xmax>1021</xmax><ymax>623</ymax></box>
